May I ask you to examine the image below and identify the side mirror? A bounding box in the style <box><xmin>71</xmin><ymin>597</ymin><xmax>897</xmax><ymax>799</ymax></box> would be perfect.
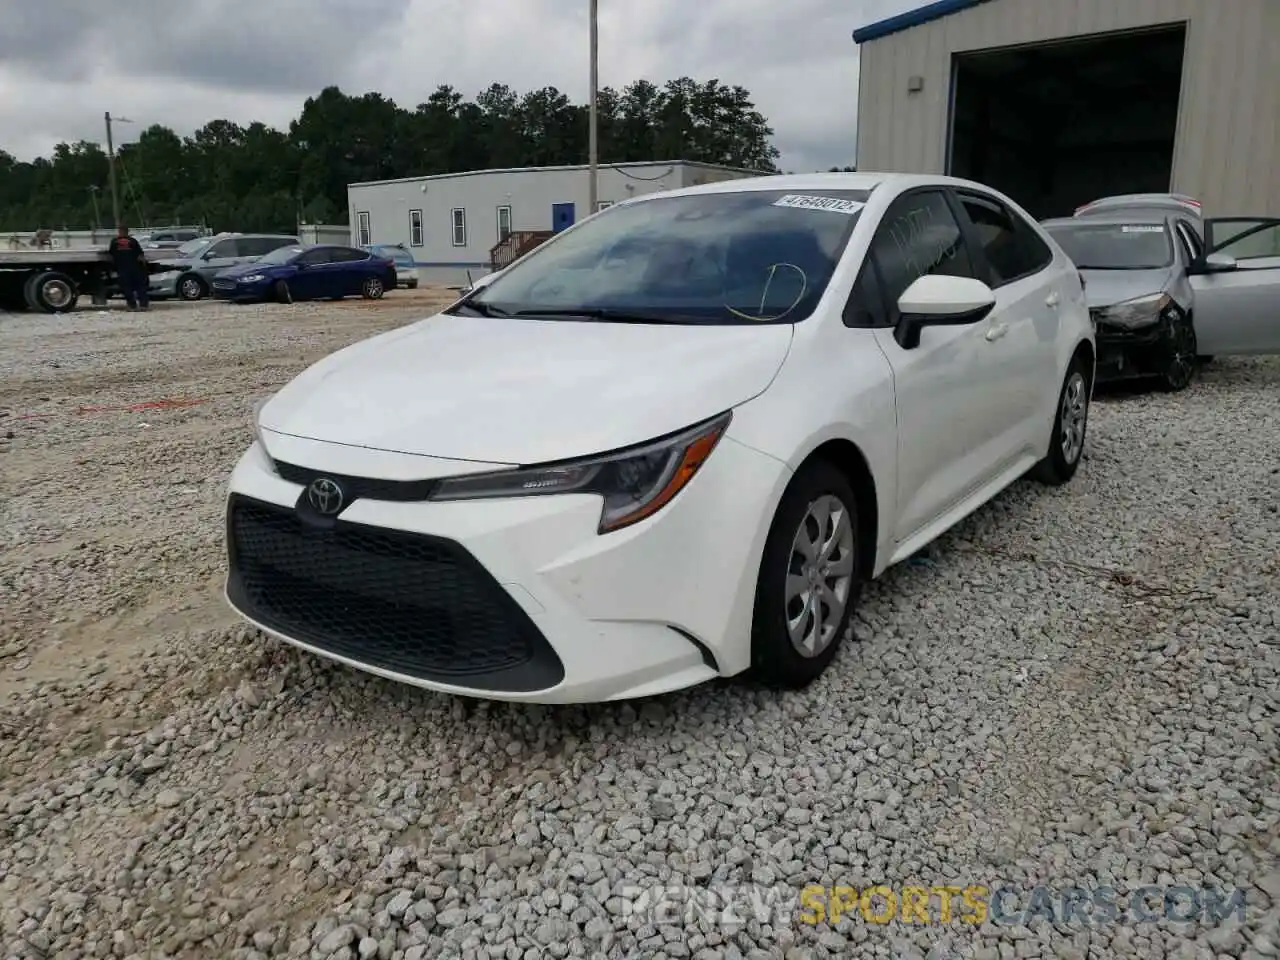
<box><xmin>893</xmin><ymin>275</ymin><xmax>997</xmax><ymax>349</ymax></box>
<box><xmin>1202</xmin><ymin>252</ymin><xmax>1238</xmax><ymax>273</ymax></box>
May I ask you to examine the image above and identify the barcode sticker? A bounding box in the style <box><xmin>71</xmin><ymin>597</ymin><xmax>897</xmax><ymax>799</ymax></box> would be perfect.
<box><xmin>773</xmin><ymin>194</ymin><xmax>864</xmax><ymax>215</ymax></box>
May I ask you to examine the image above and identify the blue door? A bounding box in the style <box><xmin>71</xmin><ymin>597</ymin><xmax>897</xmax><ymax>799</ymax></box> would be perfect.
<box><xmin>552</xmin><ymin>203</ymin><xmax>576</xmax><ymax>232</ymax></box>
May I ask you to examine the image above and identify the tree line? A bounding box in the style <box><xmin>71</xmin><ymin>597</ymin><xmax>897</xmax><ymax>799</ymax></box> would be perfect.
<box><xmin>0</xmin><ymin>78</ymin><xmax>787</xmax><ymax>235</ymax></box>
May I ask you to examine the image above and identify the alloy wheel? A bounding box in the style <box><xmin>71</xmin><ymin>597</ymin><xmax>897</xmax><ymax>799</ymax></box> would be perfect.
<box><xmin>180</xmin><ymin>277</ymin><xmax>202</xmax><ymax>300</ymax></box>
<box><xmin>785</xmin><ymin>494</ymin><xmax>855</xmax><ymax>658</ymax></box>
<box><xmin>1060</xmin><ymin>371</ymin><xmax>1088</xmax><ymax>465</ymax></box>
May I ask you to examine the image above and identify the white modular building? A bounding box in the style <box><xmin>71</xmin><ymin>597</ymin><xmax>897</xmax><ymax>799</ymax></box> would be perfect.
<box><xmin>852</xmin><ymin>0</ymin><xmax>1280</xmax><ymax>220</ymax></box>
<box><xmin>346</xmin><ymin>160</ymin><xmax>765</xmax><ymax>285</ymax></box>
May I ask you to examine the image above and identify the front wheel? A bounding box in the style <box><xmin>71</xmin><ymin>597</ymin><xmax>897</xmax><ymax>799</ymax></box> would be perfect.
<box><xmin>178</xmin><ymin>274</ymin><xmax>206</xmax><ymax>301</ymax></box>
<box><xmin>750</xmin><ymin>461</ymin><xmax>862</xmax><ymax>689</ymax></box>
<box><xmin>1030</xmin><ymin>357</ymin><xmax>1090</xmax><ymax>486</ymax></box>
<box><xmin>362</xmin><ymin>276</ymin><xmax>385</xmax><ymax>299</ymax></box>
<box><xmin>1159</xmin><ymin>316</ymin><xmax>1197</xmax><ymax>392</ymax></box>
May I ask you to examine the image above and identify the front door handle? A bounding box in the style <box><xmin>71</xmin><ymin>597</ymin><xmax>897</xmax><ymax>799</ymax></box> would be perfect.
<box><xmin>985</xmin><ymin>322</ymin><xmax>1009</xmax><ymax>342</ymax></box>
<box><xmin>1045</xmin><ymin>290</ymin><xmax>1061</xmax><ymax>308</ymax></box>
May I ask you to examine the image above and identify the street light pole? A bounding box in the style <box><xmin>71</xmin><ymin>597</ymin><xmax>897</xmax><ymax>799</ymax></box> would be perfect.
<box><xmin>588</xmin><ymin>0</ymin><xmax>599</xmax><ymax>214</ymax></box>
<box><xmin>104</xmin><ymin>112</ymin><xmax>133</xmax><ymax>229</ymax></box>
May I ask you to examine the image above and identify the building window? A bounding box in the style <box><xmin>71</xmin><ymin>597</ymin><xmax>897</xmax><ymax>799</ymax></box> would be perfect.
<box><xmin>357</xmin><ymin>211</ymin><xmax>371</xmax><ymax>245</ymax></box>
<box><xmin>409</xmin><ymin>209</ymin><xmax>423</xmax><ymax>247</ymax></box>
<box><xmin>496</xmin><ymin>205</ymin><xmax>512</xmax><ymax>241</ymax></box>
<box><xmin>451</xmin><ymin>208</ymin><xmax>467</xmax><ymax>247</ymax></box>
<box><xmin>596</xmin><ymin>200</ymin><xmax>614</xmax><ymax>212</ymax></box>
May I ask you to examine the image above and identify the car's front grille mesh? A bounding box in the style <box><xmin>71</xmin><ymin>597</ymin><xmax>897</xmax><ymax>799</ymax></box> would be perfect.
<box><xmin>225</xmin><ymin>496</ymin><xmax>564</xmax><ymax>691</ymax></box>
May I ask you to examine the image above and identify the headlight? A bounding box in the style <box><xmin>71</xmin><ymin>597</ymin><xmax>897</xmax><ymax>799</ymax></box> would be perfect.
<box><xmin>1096</xmin><ymin>293</ymin><xmax>1171</xmax><ymax>328</ymax></box>
<box><xmin>239</xmin><ymin>274</ymin><xmax>266</xmax><ymax>283</ymax></box>
<box><xmin>430</xmin><ymin>412</ymin><xmax>731</xmax><ymax>533</ymax></box>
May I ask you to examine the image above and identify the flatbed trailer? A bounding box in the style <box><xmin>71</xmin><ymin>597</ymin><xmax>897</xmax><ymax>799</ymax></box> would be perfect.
<box><xmin>0</xmin><ymin>249</ymin><xmax>171</xmax><ymax>313</ymax></box>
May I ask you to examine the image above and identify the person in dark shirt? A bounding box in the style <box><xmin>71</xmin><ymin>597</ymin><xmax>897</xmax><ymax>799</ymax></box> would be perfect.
<box><xmin>107</xmin><ymin>224</ymin><xmax>150</xmax><ymax>310</ymax></box>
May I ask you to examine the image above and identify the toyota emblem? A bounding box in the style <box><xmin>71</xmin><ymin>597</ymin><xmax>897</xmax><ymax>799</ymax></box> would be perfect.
<box><xmin>306</xmin><ymin>477</ymin><xmax>344</xmax><ymax>516</ymax></box>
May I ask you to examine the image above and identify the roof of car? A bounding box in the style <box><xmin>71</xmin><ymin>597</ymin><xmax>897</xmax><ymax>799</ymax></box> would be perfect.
<box><xmin>1075</xmin><ymin>195</ymin><xmax>1201</xmax><ymax>217</ymax></box>
<box><xmin>1043</xmin><ymin>214</ymin><xmax>1171</xmax><ymax>228</ymax></box>
<box><xmin>640</xmin><ymin>171</ymin><xmax>1022</xmax><ymax>202</ymax></box>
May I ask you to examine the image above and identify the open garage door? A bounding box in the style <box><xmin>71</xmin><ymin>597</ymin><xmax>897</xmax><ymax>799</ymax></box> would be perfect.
<box><xmin>948</xmin><ymin>24</ymin><xmax>1186</xmax><ymax>221</ymax></box>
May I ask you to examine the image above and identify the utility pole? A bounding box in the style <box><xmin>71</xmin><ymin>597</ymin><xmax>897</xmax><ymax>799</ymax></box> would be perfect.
<box><xmin>588</xmin><ymin>0</ymin><xmax>599</xmax><ymax>214</ymax></box>
<box><xmin>87</xmin><ymin>186</ymin><xmax>102</xmax><ymax>230</ymax></box>
<box><xmin>104</xmin><ymin>112</ymin><xmax>133</xmax><ymax>229</ymax></box>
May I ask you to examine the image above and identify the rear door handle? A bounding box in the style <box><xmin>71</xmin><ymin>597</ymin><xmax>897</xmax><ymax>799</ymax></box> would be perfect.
<box><xmin>985</xmin><ymin>322</ymin><xmax>1009</xmax><ymax>342</ymax></box>
<box><xmin>1046</xmin><ymin>290</ymin><xmax>1061</xmax><ymax>308</ymax></box>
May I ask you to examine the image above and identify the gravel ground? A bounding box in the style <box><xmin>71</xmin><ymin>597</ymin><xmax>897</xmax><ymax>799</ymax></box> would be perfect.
<box><xmin>1</xmin><ymin>296</ymin><xmax>1277</xmax><ymax>960</ymax></box>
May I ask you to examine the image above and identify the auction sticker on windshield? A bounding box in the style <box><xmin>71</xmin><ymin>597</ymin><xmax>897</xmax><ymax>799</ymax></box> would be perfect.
<box><xmin>1120</xmin><ymin>225</ymin><xmax>1165</xmax><ymax>233</ymax></box>
<box><xmin>773</xmin><ymin>195</ymin><xmax>865</xmax><ymax>214</ymax></box>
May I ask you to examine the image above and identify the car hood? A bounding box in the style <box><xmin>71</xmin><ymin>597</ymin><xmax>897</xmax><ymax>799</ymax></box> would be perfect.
<box><xmin>258</xmin><ymin>313</ymin><xmax>794</xmax><ymax>464</ymax></box>
<box><xmin>218</xmin><ymin>261</ymin><xmax>274</xmax><ymax>279</ymax></box>
<box><xmin>1080</xmin><ymin>267</ymin><xmax>1173</xmax><ymax>309</ymax></box>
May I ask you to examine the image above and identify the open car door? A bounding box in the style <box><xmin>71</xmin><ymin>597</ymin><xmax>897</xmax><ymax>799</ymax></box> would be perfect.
<box><xmin>1188</xmin><ymin>217</ymin><xmax>1280</xmax><ymax>355</ymax></box>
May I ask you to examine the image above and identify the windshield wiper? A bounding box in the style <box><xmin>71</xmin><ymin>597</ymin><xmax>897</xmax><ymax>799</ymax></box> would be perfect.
<box><xmin>511</xmin><ymin>307</ymin><xmax>692</xmax><ymax>324</ymax></box>
<box><xmin>447</xmin><ymin>299</ymin><xmax>509</xmax><ymax>317</ymax></box>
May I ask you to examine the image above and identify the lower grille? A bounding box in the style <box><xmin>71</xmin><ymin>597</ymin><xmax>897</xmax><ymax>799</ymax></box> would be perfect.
<box><xmin>213</xmin><ymin>280</ymin><xmax>236</xmax><ymax>289</ymax></box>
<box><xmin>226</xmin><ymin>495</ymin><xmax>564</xmax><ymax>692</ymax></box>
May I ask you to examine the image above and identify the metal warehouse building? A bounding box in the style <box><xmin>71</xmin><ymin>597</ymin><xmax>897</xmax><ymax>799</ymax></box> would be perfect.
<box><xmin>852</xmin><ymin>0</ymin><xmax>1280</xmax><ymax>219</ymax></box>
<box><xmin>347</xmin><ymin>160</ymin><xmax>762</xmax><ymax>285</ymax></box>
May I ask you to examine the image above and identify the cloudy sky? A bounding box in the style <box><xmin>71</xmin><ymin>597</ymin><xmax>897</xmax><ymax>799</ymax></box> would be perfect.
<box><xmin>1</xmin><ymin>0</ymin><xmax>917</xmax><ymax>172</ymax></box>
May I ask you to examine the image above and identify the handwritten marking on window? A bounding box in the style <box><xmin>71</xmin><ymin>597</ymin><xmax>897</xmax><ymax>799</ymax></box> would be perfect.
<box><xmin>884</xmin><ymin>203</ymin><xmax>964</xmax><ymax>284</ymax></box>
<box><xmin>725</xmin><ymin>262</ymin><xmax>808</xmax><ymax>322</ymax></box>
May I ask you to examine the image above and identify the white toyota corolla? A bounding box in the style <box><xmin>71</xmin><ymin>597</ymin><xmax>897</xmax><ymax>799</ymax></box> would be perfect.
<box><xmin>225</xmin><ymin>173</ymin><xmax>1094</xmax><ymax>703</ymax></box>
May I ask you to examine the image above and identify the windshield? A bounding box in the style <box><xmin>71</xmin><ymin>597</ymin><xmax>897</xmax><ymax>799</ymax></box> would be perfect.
<box><xmin>1044</xmin><ymin>222</ymin><xmax>1173</xmax><ymax>270</ymax></box>
<box><xmin>459</xmin><ymin>188</ymin><xmax>871</xmax><ymax>325</ymax></box>
<box><xmin>175</xmin><ymin>236</ymin><xmax>213</xmax><ymax>257</ymax></box>
<box><xmin>259</xmin><ymin>245</ymin><xmax>304</xmax><ymax>265</ymax></box>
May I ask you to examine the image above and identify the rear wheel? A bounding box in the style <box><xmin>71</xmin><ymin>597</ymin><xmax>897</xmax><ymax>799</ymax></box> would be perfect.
<box><xmin>178</xmin><ymin>274</ymin><xmax>206</xmax><ymax>301</ymax></box>
<box><xmin>1030</xmin><ymin>355</ymin><xmax>1090</xmax><ymax>486</ymax></box>
<box><xmin>751</xmin><ymin>461</ymin><xmax>861</xmax><ymax>689</ymax></box>
<box><xmin>1159</xmin><ymin>316</ymin><xmax>1197</xmax><ymax>392</ymax></box>
<box><xmin>362</xmin><ymin>276</ymin><xmax>385</xmax><ymax>300</ymax></box>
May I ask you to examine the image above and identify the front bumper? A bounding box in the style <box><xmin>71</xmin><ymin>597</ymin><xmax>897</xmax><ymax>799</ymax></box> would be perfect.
<box><xmin>396</xmin><ymin>268</ymin><xmax>419</xmax><ymax>287</ymax></box>
<box><xmin>223</xmin><ymin>433</ymin><xmax>789</xmax><ymax>703</ymax></box>
<box><xmin>212</xmin><ymin>278</ymin><xmax>270</xmax><ymax>302</ymax></box>
<box><xmin>1092</xmin><ymin>312</ymin><xmax>1177</xmax><ymax>381</ymax></box>
<box><xmin>148</xmin><ymin>271</ymin><xmax>181</xmax><ymax>297</ymax></box>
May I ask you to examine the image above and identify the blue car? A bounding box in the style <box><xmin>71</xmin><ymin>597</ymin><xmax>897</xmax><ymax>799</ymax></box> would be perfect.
<box><xmin>211</xmin><ymin>243</ymin><xmax>398</xmax><ymax>303</ymax></box>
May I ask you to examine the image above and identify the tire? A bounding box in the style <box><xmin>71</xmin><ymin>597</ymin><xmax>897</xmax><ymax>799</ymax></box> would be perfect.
<box><xmin>275</xmin><ymin>279</ymin><xmax>293</xmax><ymax>304</ymax></box>
<box><xmin>362</xmin><ymin>276</ymin><xmax>385</xmax><ymax>300</ymax></box>
<box><xmin>1159</xmin><ymin>315</ymin><xmax>1197</xmax><ymax>392</ymax></box>
<box><xmin>178</xmin><ymin>274</ymin><xmax>207</xmax><ymax>301</ymax></box>
<box><xmin>22</xmin><ymin>274</ymin><xmax>40</xmax><ymax>310</ymax></box>
<box><xmin>1030</xmin><ymin>355</ymin><xmax>1091</xmax><ymax>486</ymax></box>
<box><xmin>25</xmin><ymin>271</ymin><xmax>78</xmax><ymax>313</ymax></box>
<box><xmin>408</xmin><ymin>279</ymin><xmax>419</xmax><ymax>290</ymax></box>
<box><xmin>750</xmin><ymin>460</ymin><xmax>862</xmax><ymax>689</ymax></box>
